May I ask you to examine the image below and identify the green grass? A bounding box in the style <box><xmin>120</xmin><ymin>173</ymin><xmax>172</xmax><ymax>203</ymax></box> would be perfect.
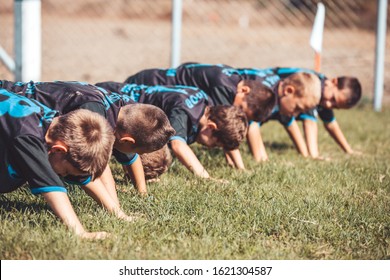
<box><xmin>1</xmin><ymin>104</ymin><xmax>389</xmax><ymax>260</ymax></box>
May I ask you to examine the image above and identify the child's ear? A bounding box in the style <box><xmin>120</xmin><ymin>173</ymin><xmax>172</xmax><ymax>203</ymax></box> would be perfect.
<box><xmin>331</xmin><ymin>77</ymin><xmax>338</xmax><ymax>86</ymax></box>
<box><xmin>284</xmin><ymin>85</ymin><xmax>296</xmax><ymax>96</ymax></box>
<box><xmin>207</xmin><ymin>121</ymin><xmax>218</xmax><ymax>130</ymax></box>
<box><xmin>240</xmin><ymin>85</ymin><xmax>251</xmax><ymax>95</ymax></box>
<box><xmin>119</xmin><ymin>136</ymin><xmax>136</xmax><ymax>144</ymax></box>
<box><xmin>49</xmin><ymin>144</ymin><xmax>68</xmax><ymax>154</ymax></box>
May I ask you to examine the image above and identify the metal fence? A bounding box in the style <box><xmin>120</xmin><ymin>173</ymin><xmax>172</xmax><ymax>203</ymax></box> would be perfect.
<box><xmin>0</xmin><ymin>0</ymin><xmax>389</xmax><ymax>101</ymax></box>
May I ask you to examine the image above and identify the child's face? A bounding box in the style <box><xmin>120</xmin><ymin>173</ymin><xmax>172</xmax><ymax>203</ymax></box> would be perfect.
<box><xmin>48</xmin><ymin>153</ymin><xmax>88</xmax><ymax>178</ymax></box>
<box><xmin>320</xmin><ymin>79</ymin><xmax>348</xmax><ymax>109</ymax></box>
<box><xmin>278</xmin><ymin>94</ymin><xmax>314</xmax><ymax>117</ymax></box>
<box><xmin>196</xmin><ymin>125</ymin><xmax>221</xmax><ymax>148</ymax></box>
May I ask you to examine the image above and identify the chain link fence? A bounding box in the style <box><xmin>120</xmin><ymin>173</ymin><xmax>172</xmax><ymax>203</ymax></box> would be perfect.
<box><xmin>0</xmin><ymin>0</ymin><xmax>389</xmax><ymax>102</ymax></box>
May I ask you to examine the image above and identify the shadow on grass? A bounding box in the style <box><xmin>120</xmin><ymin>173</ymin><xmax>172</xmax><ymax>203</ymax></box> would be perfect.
<box><xmin>0</xmin><ymin>195</ymin><xmax>48</xmax><ymax>214</ymax></box>
<box><xmin>264</xmin><ymin>141</ymin><xmax>294</xmax><ymax>151</ymax></box>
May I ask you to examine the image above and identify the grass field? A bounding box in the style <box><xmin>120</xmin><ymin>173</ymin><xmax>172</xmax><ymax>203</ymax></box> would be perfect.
<box><xmin>1</xmin><ymin>103</ymin><xmax>389</xmax><ymax>260</ymax></box>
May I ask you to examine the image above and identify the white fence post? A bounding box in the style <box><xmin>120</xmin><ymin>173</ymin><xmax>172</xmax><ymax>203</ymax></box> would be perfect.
<box><xmin>14</xmin><ymin>0</ymin><xmax>41</xmax><ymax>82</ymax></box>
<box><xmin>373</xmin><ymin>0</ymin><xmax>388</xmax><ymax>112</ymax></box>
<box><xmin>170</xmin><ymin>0</ymin><xmax>182</xmax><ymax>68</ymax></box>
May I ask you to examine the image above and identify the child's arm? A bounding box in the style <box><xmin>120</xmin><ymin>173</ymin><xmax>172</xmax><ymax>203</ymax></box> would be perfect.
<box><xmin>83</xmin><ymin>178</ymin><xmax>139</xmax><ymax>222</ymax></box>
<box><xmin>285</xmin><ymin>120</ymin><xmax>309</xmax><ymax>157</ymax></box>
<box><xmin>324</xmin><ymin>120</ymin><xmax>359</xmax><ymax>154</ymax></box>
<box><xmin>302</xmin><ymin>119</ymin><xmax>319</xmax><ymax>158</ymax></box>
<box><xmin>224</xmin><ymin>149</ymin><xmax>245</xmax><ymax>169</ymax></box>
<box><xmin>42</xmin><ymin>191</ymin><xmax>108</xmax><ymax>239</ymax></box>
<box><xmin>246</xmin><ymin>122</ymin><xmax>268</xmax><ymax>162</ymax></box>
<box><xmin>170</xmin><ymin>139</ymin><xmax>210</xmax><ymax>178</ymax></box>
<box><xmin>122</xmin><ymin>156</ymin><xmax>147</xmax><ymax>196</ymax></box>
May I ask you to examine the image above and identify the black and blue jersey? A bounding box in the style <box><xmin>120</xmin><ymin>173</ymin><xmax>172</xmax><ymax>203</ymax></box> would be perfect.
<box><xmin>0</xmin><ymin>80</ymin><xmax>139</xmax><ymax>167</ymax></box>
<box><xmin>0</xmin><ymin>89</ymin><xmax>66</xmax><ymax>194</ymax></box>
<box><xmin>97</xmin><ymin>81</ymin><xmax>213</xmax><ymax>145</ymax></box>
<box><xmin>124</xmin><ymin>62</ymin><xmax>242</xmax><ymax>107</ymax></box>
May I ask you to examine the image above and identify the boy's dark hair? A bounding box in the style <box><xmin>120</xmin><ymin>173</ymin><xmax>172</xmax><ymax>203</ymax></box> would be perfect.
<box><xmin>336</xmin><ymin>76</ymin><xmax>362</xmax><ymax>108</ymax></box>
<box><xmin>116</xmin><ymin>104</ymin><xmax>176</xmax><ymax>152</ymax></box>
<box><xmin>207</xmin><ymin>105</ymin><xmax>248</xmax><ymax>151</ymax></box>
<box><xmin>47</xmin><ymin>109</ymin><xmax>115</xmax><ymax>179</ymax></box>
<box><xmin>140</xmin><ymin>145</ymin><xmax>172</xmax><ymax>180</ymax></box>
<box><xmin>242</xmin><ymin>80</ymin><xmax>277</xmax><ymax>122</ymax></box>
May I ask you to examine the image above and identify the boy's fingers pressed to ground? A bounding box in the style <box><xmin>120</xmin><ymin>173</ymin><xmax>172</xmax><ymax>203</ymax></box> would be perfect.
<box><xmin>81</xmin><ymin>231</ymin><xmax>110</xmax><ymax>240</ymax></box>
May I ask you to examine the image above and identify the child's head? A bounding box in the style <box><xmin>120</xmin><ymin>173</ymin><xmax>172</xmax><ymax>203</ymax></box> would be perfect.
<box><xmin>47</xmin><ymin>109</ymin><xmax>115</xmax><ymax>179</ymax></box>
<box><xmin>140</xmin><ymin>145</ymin><xmax>172</xmax><ymax>181</ymax></box>
<box><xmin>115</xmin><ymin>104</ymin><xmax>175</xmax><ymax>154</ymax></box>
<box><xmin>320</xmin><ymin>76</ymin><xmax>362</xmax><ymax>109</ymax></box>
<box><xmin>278</xmin><ymin>72</ymin><xmax>321</xmax><ymax>117</ymax></box>
<box><xmin>196</xmin><ymin>105</ymin><xmax>248</xmax><ymax>151</ymax></box>
<box><xmin>235</xmin><ymin>80</ymin><xmax>277</xmax><ymax>122</ymax></box>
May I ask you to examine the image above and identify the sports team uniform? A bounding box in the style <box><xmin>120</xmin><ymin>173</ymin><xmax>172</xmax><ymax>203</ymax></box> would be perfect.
<box><xmin>96</xmin><ymin>81</ymin><xmax>213</xmax><ymax>145</ymax></box>
<box><xmin>124</xmin><ymin>62</ymin><xmax>241</xmax><ymax>107</ymax></box>
<box><xmin>0</xmin><ymin>80</ymin><xmax>139</xmax><ymax>179</ymax></box>
<box><xmin>0</xmin><ymin>89</ymin><xmax>66</xmax><ymax>194</ymax></box>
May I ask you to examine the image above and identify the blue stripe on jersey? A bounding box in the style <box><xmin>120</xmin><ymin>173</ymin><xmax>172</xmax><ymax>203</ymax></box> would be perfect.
<box><xmin>323</xmin><ymin>117</ymin><xmax>336</xmax><ymax>124</ymax></box>
<box><xmin>118</xmin><ymin>153</ymin><xmax>139</xmax><ymax>166</ymax></box>
<box><xmin>7</xmin><ymin>164</ymin><xmax>21</xmax><ymax>179</ymax></box>
<box><xmin>64</xmin><ymin>176</ymin><xmax>92</xmax><ymax>186</ymax></box>
<box><xmin>166</xmin><ymin>68</ymin><xmax>176</xmax><ymax>76</ymax></box>
<box><xmin>248</xmin><ymin>120</ymin><xmax>261</xmax><ymax>127</ymax></box>
<box><xmin>31</xmin><ymin>186</ymin><xmax>67</xmax><ymax>195</ymax></box>
<box><xmin>169</xmin><ymin>136</ymin><xmax>187</xmax><ymax>143</ymax></box>
<box><xmin>184</xmin><ymin>63</ymin><xmax>224</xmax><ymax>68</ymax></box>
<box><xmin>285</xmin><ymin>116</ymin><xmax>296</xmax><ymax>127</ymax></box>
<box><xmin>296</xmin><ymin>114</ymin><xmax>317</xmax><ymax>122</ymax></box>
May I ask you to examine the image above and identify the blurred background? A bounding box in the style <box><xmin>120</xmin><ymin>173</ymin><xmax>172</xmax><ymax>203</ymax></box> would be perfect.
<box><xmin>0</xmin><ymin>0</ymin><xmax>389</xmax><ymax>103</ymax></box>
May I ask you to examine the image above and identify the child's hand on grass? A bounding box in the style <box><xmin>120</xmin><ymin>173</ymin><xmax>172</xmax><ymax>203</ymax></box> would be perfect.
<box><xmin>208</xmin><ymin>177</ymin><xmax>230</xmax><ymax>184</ymax></box>
<box><xmin>349</xmin><ymin>149</ymin><xmax>363</xmax><ymax>156</ymax></box>
<box><xmin>313</xmin><ymin>156</ymin><xmax>331</xmax><ymax>161</ymax></box>
<box><xmin>80</xmin><ymin>231</ymin><xmax>110</xmax><ymax>240</ymax></box>
<box><xmin>119</xmin><ymin>212</ymin><xmax>146</xmax><ymax>222</ymax></box>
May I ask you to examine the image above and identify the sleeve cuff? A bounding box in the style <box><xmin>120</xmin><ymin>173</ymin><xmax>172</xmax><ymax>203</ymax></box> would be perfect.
<box><xmin>170</xmin><ymin>136</ymin><xmax>187</xmax><ymax>143</ymax></box>
<box><xmin>119</xmin><ymin>153</ymin><xmax>139</xmax><ymax>166</ymax></box>
<box><xmin>31</xmin><ymin>186</ymin><xmax>67</xmax><ymax>195</ymax></box>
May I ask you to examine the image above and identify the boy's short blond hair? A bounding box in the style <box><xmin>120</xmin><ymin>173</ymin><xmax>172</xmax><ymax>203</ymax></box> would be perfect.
<box><xmin>207</xmin><ymin>105</ymin><xmax>248</xmax><ymax>151</ymax></box>
<box><xmin>47</xmin><ymin>109</ymin><xmax>115</xmax><ymax>179</ymax></box>
<box><xmin>283</xmin><ymin>72</ymin><xmax>321</xmax><ymax>108</ymax></box>
<box><xmin>116</xmin><ymin>104</ymin><xmax>175</xmax><ymax>152</ymax></box>
<box><xmin>140</xmin><ymin>145</ymin><xmax>172</xmax><ymax>180</ymax></box>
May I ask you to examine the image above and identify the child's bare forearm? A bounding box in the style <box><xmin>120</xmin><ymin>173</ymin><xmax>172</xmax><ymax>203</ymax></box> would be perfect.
<box><xmin>302</xmin><ymin>119</ymin><xmax>319</xmax><ymax>158</ymax></box>
<box><xmin>247</xmin><ymin>122</ymin><xmax>268</xmax><ymax>162</ymax></box>
<box><xmin>286</xmin><ymin>120</ymin><xmax>309</xmax><ymax>157</ymax></box>
<box><xmin>225</xmin><ymin>149</ymin><xmax>245</xmax><ymax>169</ymax></box>
<box><xmin>42</xmin><ymin>191</ymin><xmax>107</xmax><ymax>239</ymax></box>
<box><xmin>122</xmin><ymin>156</ymin><xmax>147</xmax><ymax>195</ymax></box>
<box><xmin>170</xmin><ymin>139</ymin><xmax>210</xmax><ymax>178</ymax></box>
<box><xmin>324</xmin><ymin>121</ymin><xmax>353</xmax><ymax>153</ymax></box>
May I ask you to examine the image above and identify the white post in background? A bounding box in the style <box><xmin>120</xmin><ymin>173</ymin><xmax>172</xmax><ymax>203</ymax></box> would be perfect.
<box><xmin>14</xmin><ymin>0</ymin><xmax>41</xmax><ymax>82</ymax></box>
<box><xmin>170</xmin><ymin>0</ymin><xmax>182</xmax><ymax>68</ymax></box>
<box><xmin>374</xmin><ymin>0</ymin><xmax>388</xmax><ymax>112</ymax></box>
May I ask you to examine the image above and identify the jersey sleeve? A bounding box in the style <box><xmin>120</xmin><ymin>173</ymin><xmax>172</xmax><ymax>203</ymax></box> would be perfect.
<box><xmin>78</xmin><ymin>101</ymin><xmax>107</xmax><ymax>118</ymax></box>
<box><xmin>318</xmin><ymin>107</ymin><xmax>335</xmax><ymax>123</ymax></box>
<box><xmin>168</xmin><ymin>108</ymin><xmax>189</xmax><ymax>143</ymax></box>
<box><xmin>296</xmin><ymin>108</ymin><xmax>318</xmax><ymax>122</ymax></box>
<box><xmin>10</xmin><ymin>135</ymin><xmax>66</xmax><ymax>194</ymax></box>
<box><xmin>112</xmin><ymin>149</ymin><xmax>139</xmax><ymax>166</ymax></box>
